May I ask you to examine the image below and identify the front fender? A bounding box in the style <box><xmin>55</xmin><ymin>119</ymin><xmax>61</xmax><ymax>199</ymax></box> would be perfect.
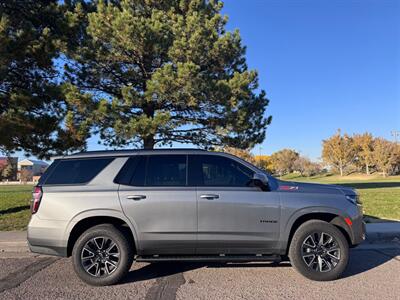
<box><xmin>278</xmin><ymin>206</ymin><xmax>349</xmax><ymax>253</ymax></box>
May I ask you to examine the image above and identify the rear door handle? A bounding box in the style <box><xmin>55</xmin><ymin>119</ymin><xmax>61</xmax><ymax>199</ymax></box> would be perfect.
<box><xmin>126</xmin><ymin>195</ymin><xmax>146</xmax><ymax>201</ymax></box>
<box><xmin>200</xmin><ymin>194</ymin><xmax>219</xmax><ymax>200</ymax></box>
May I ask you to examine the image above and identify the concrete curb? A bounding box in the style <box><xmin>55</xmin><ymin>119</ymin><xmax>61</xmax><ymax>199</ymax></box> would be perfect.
<box><xmin>365</xmin><ymin>223</ymin><xmax>400</xmax><ymax>243</ymax></box>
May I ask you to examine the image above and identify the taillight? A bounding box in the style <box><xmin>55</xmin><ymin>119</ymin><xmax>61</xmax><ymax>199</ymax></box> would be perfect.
<box><xmin>31</xmin><ymin>186</ymin><xmax>43</xmax><ymax>214</ymax></box>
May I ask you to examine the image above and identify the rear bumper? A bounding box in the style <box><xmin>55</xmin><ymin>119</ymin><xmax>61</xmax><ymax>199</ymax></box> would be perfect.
<box><xmin>27</xmin><ymin>216</ymin><xmax>68</xmax><ymax>257</ymax></box>
<box><xmin>28</xmin><ymin>241</ymin><xmax>67</xmax><ymax>257</ymax></box>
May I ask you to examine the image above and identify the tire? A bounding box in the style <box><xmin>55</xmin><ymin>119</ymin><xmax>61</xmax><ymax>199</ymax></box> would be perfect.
<box><xmin>72</xmin><ymin>224</ymin><xmax>134</xmax><ymax>286</ymax></box>
<box><xmin>288</xmin><ymin>220</ymin><xmax>349</xmax><ymax>281</ymax></box>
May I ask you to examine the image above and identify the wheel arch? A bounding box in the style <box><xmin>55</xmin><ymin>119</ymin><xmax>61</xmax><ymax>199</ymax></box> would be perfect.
<box><xmin>66</xmin><ymin>212</ymin><xmax>139</xmax><ymax>257</ymax></box>
<box><xmin>283</xmin><ymin>210</ymin><xmax>352</xmax><ymax>254</ymax></box>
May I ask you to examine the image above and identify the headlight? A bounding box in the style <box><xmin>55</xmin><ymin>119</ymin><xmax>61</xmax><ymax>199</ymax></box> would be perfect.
<box><xmin>345</xmin><ymin>194</ymin><xmax>362</xmax><ymax>205</ymax></box>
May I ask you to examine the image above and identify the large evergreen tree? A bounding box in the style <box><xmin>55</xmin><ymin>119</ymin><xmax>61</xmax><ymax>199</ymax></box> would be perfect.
<box><xmin>0</xmin><ymin>0</ymin><xmax>90</xmax><ymax>158</ymax></box>
<box><xmin>66</xmin><ymin>0</ymin><xmax>271</xmax><ymax>149</ymax></box>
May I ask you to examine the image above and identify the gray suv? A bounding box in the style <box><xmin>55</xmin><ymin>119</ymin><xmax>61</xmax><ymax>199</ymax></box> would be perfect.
<box><xmin>28</xmin><ymin>149</ymin><xmax>365</xmax><ymax>285</ymax></box>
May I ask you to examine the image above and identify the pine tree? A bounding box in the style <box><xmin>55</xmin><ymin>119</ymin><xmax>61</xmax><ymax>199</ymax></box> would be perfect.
<box><xmin>0</xmin><ymin>0</ymin><xmax>90</xmax><ymax>158</ymax></box>
<box><xmin>65</xmin><ymin>0</ymin><xmax>271</xmax><ymax>149</ymax></box>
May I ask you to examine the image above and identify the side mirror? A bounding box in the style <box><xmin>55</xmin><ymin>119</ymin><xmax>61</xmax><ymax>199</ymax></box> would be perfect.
<box><xmin>253</xmin><ymin>172</ymin><xmax>269</xmax><ymax>191</ymax></box>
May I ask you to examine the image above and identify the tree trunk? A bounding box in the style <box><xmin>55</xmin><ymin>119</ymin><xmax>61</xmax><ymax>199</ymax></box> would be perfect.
<box><xmin>143</xmin><ymin>135</ymin><xmax>155</xmax><ymax>149</ymax></box>
<box><xmin>366</xmin><ymin>164</ymin><xmax>370</xmax><ymax>175</ymax></box>
<box><xmin>142</xmin><ymin>102</ymin><xmax>155</xmax><ymax>149</ymax></box>
<box><xmin>339</xmin><ymin>161</ymin><xmax>343</xmax><ymax>176</ymax></box>
<box><xmin>339</xmin><ymin>163</ymin><xmax>343</xmax><ymax>176</ymax></box>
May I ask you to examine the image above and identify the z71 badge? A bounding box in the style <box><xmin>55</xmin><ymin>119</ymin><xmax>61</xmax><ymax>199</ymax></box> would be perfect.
<box><xmin>279</xmin><ymin>185</ymin><xmax>299</xmax><ymax>191</ymax></box>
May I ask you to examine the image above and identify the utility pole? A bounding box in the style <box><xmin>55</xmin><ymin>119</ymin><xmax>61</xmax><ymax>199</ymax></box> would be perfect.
<box><xmin>391</xmin><ymin>130</ymin><xmax>400</xmax><ymax>144</ymax></box>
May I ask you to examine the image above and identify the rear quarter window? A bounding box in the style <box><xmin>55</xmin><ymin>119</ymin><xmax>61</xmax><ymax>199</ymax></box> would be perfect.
<box><xmin>43</xmin><ymin>158</ymin><xmax>114</xmax><ymax>185</ymax></box>
<box><xmin>113</xmin><ymin>155</ymin><xmax>145</xmax><ymax>185</ymax></box>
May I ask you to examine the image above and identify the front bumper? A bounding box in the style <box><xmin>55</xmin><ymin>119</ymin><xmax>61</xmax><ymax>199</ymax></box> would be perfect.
<box><xmin>351</xmin><ymin>219</ymin><xmax>366</xmax><ymax>246</ymax></box>
<box><xmin>347</xmin><ymin>204</ymin><xmax>366</xmax><ymax>246</ymax></box>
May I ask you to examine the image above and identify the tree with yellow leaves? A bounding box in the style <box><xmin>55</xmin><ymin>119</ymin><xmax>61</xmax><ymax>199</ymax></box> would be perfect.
<box><xmin>372</xmin><ymin>138</ymin><xmax>399</xmax><ymax>177</ymax></box>
<box><xmin>322</xmin><ymin>130</ymin><xmax>357</xmax><ymax>176</ymax></box>
<box><xmin>353</xmin><ymin>132</ymin><xmax>374</xmax><ymax>175</ymax></box>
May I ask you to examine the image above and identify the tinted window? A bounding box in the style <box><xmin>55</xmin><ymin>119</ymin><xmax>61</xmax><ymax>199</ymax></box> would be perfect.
<box><xmin>38</xmin><ymin>160</ymin><xmax>60</xmax><ymax>185</ymax></box>
<box><xmin>44</xmin><ymin>158</ymin><xmax>113</xmax><ymax>185</ymax></box>
<box><xmin>189</xmin><ymin>155</ymin><xmax>254</xmax><ymax>187</ymax></box>
<box><xmin>114</xmin><ymin>155</ymin><xmax>187</xmax><ymax>187</ymax></box>
<box><xmin>146</xmin><ymin>155</ymin><xmax>186</xmax><ymax>186</ymax></box>
<box><xmin>114</xmin><ymin>156</ymin><xmax>145</xmax><ymax>186</ymax></box>
<box><xmin>130</xmin><ymin>156</ymin><xmax>146</xmax><ymax>186</ymax></box>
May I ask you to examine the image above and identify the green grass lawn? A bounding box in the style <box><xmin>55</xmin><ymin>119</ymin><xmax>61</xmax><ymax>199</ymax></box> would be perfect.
<box><xmin>0</xmin><ymin>185</ymin><xmax>33</xmax><ymax>231</ymax></box>
<box><xmin>281</xmin><ymin>174</ymin><xmax>400</xmax><ymax>221</ymax></box>
<box><xmin>0</xmin><ymin>174</ymin><xmax>399</xmax><ymax>231</ymax></box>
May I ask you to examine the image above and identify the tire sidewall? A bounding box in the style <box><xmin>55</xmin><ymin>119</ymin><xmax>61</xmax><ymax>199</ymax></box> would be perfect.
<box><xmin>289</xmin><ymin>220</ymin><xmax>349</xmax><ymax>281</ymax></box>
<box><xmin>72</xmin><ymin>225</ymin><xmax>134</xmax><ymax>286</ymax></box>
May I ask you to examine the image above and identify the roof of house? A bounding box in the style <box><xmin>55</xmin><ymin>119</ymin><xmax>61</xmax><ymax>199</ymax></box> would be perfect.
<box><xmin>18</xmin><ymin>159</ymin><xmax>49</xmax><ymax>166</ymax></box>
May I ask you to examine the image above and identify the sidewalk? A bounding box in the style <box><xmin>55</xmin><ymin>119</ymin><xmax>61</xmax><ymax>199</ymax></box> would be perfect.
<box><xmin>0</xmin><ymin>231</ymin><xmax>28</xmax><ymax>253</ymax></box>
<box><xmin>1</xmin><ymin>223</ymin><xmax>399</xmax><ymax>253</ymax></box>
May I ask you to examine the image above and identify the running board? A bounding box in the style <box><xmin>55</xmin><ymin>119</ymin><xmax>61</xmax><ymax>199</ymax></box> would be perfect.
<box><xmin>136</xmin><ymin>254</ymin><xmax>281</xmax><ymax>263</ymax></box>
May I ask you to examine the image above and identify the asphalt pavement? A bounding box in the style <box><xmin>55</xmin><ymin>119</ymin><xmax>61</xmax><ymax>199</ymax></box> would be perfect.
<box><xmin>0</xmin><ymin>245</ymin><xmax>399</xmax><ymax>300</ymax></box>
<box><xmin>0</xmin><ymin>224</ymin><xmax>399</xmax><ymax>300</ymax></box>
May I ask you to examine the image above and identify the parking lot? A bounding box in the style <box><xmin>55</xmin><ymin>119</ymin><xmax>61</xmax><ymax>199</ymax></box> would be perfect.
<box><xmin>1</xmin><ymin>247</ymin><xmax>399</xmax><ymax>300</ymax></box>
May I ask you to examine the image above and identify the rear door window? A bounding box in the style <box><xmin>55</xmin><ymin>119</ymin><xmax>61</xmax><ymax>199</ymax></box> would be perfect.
<box><xmin>146</xmin><ymin>155</ymin><xmax>187</xmax><ymax>186</ymax></box>
<box><xmin>115</xmin><ymin>155</ymin><xmax>187</xmax><ymax>187</ymax></box>
<box><xmin>43</xmin><ymin>158</ymin><xmax>114</xmax><ymax>185</ymax></box>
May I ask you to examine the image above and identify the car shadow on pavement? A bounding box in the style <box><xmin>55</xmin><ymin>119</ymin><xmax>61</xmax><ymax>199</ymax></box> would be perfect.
<box><xmin>123</xmin><ymin>262</ymin><xmax>205</xmax><ymax>283</ymax></box>
<box><xmin>122</xmin><ymin>261</ymin><xmax>291</xmax><ymax>284</ymax></box>
<box><xmin>122</xmin><ymin>248</ymin><xmax>399</xmax><ymax>284</ymax></box>
<box><xmin>342</xmin><ymin>248</ymin><xmax>400</xmax><ymax>279</ymax></box>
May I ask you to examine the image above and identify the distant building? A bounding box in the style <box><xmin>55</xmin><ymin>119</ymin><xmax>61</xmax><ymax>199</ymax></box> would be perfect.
<box><xmin>32</xmin><ymin>175</ymin><xmax>42</xmax><ymax>183</ymax></box>
<box><xmin>18</xmin><ymin>159</ymin><xmax>49</xmax><ymax>181</ymax></box>
<box><xmin>0</xmin><ymin>157</ymin><xmax>18</xmax><ymax>181</ymax></box>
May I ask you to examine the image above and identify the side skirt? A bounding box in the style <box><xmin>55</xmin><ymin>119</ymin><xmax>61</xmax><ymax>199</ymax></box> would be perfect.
<box><xmin>136</xmin><ymin>254</ymin><xmax>282</xmax><ymax>263</ymax></box>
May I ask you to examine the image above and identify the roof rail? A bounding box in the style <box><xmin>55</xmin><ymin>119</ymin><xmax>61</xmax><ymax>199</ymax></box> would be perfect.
<box><xmin>51</xmin><ymin>148</ymin><xmax>207</xmax><ymax>160</ymax></box>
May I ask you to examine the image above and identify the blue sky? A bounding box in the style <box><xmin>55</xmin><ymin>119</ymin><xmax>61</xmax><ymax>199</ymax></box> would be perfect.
<box><xmin>89</xmin><ymin>0</ymin><xmax>399</xmax><ymax>160</ymax></box>
<box><xmin>17</xmin><ymin>0</ymin><xmax>400</xmax><ymax>161</ymax></box>
<box><xmin>220</xmin><ymin>0</ymin><xmax>400</xmax><ymax>160</ymax></box>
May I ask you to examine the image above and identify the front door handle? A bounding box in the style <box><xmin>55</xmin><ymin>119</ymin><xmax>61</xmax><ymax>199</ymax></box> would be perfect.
<box><xmin>126</xmin><ymin>195</ymin><xmax>146</xmax><ymax>201</ymax></box>
<box><xmin>200</xmin><ymin>194</ymin><xmax>219</xmax><ymax>200</ymax></box>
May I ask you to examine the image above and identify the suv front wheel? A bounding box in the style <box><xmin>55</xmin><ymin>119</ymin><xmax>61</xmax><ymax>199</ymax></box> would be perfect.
<box><xmin>72</xmin><ymin>224</ymin><xmax>134</xmax><ymax>286</ymax></box>
<box><xmin>288</xmin><ymin>220</ymin><xmax>349</xmax><ymax>281</ymax></box>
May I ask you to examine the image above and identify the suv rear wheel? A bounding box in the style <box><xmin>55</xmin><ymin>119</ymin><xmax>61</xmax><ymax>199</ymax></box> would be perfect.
<box><xmin>72</xmin><ymin>224</ymin><xmax>134</xmax><ymax>286</ymax></box>
<box><xmin>288</xmin><ymin>220</ymin><xmax>349</xmax><ymax>281</ymax></box>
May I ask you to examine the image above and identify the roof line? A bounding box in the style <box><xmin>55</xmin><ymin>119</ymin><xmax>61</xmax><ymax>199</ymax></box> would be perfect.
<box><xmin>51</xmin><ymin>148</ymin><xmax>207</xmax><ymax>160</ymax></box>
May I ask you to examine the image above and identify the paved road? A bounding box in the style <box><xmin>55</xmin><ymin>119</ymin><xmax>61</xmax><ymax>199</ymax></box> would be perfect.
<box><xmin>0</xmin><ymin>247</ymin><xmax>399</xmax><ymax>300</ymax></box>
